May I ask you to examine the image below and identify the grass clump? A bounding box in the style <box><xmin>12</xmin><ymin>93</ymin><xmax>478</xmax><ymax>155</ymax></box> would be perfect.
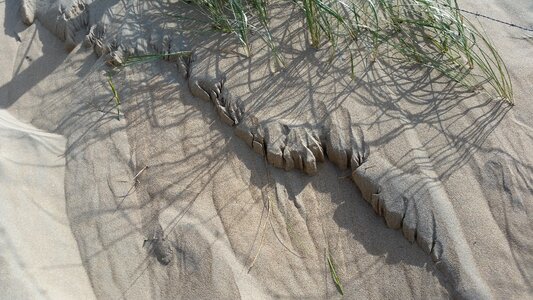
<box><xmin>378</xmin><ymin>0</ymin><xmax>513</xmax><ymax>101</ymax></box>
<box><xmin>179</xmin><ymin>0</ymin><xmax>513</xmax><ymax>103</ymax></box>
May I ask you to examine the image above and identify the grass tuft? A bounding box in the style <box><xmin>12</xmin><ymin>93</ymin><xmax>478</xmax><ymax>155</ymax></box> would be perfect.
<box><xmin>179</xmin><ymin>0</ymin><xmax>514</xmax><ymax>103</ymax></box>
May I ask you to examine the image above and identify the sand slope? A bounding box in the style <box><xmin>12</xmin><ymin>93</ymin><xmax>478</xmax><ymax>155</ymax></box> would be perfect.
<box><xmin>1</xmin><ymin>1</ymin><xmax>95</xmax><ymax>297</ymax></box>
<box><xmin>1</xmin><ymin>0</ymin><xmax>532</xmax><ymax>298</ymax></box>
<box><xmin>0</xmin><ymin>110</ymin><xmax>96</xmax><ymax>300</ymax></box>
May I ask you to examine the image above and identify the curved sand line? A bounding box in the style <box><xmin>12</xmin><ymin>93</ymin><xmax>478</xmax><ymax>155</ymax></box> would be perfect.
<box><xmin>19</xmin><ymin>0</ymin><xmax>492</xmax><ymax>298</ymax></box>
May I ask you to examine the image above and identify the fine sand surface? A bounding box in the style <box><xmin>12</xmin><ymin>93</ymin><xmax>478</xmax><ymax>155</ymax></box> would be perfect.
<box><xmin>0</xmin><ymin>110</ymin><xmax>96</xmax><ymax>300</ymax></box>
<box><xmin>1</xmin><ymin>0</ymin><xmax>532</xmax><ymax>299</ymax></box>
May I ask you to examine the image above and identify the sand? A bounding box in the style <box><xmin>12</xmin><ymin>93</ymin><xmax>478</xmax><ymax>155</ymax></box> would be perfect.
<box><xmin>0</xmin><ymin>110</ymin><xmax>96</xmax><ymax>300</ymax></box>
<box><xmin>1</xmin><ymin>0</ymin><xmax>532</xmax><ymax>298</ymax></box>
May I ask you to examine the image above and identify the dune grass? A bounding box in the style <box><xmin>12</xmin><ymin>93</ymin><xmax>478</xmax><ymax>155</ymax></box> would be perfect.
<box><xmin>107</xmin><ymin>75</ymin><xmax>121</xmax><ymax>120</ymax></box>
<box><xmin>118</xmin><ymin>51</ymin><xmax>193</xmax><ymax>67</ymax></box>
<box><xmin>102</xmin><ymin>51</ymin><xmax>193</xmax><ymax>120</ymax></box>
<box><xmin>326</xmin><ymin>249</ymin><xmax>344</xmax><ymax>296</ymax></box>
<box><xmin>178</xmin><ymin>0</ymin><xmax>513</xmax><ymax>103</ymax></box>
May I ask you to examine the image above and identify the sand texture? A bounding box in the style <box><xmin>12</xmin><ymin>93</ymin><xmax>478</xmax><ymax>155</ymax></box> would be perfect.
<box><xmin>1</xmin><ymin>0</ymin><xmax>532</xmax><ymax>299</ymax></box>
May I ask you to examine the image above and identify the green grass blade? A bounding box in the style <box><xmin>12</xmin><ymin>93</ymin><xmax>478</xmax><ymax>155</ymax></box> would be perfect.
<box><xmin>326</xmin><ymin>249</ymin><xmax>344</xmax><ymax>296</ymax></box>
<box><xmin>107</xmin><ymin>75</ymin><xmax>121</xmax><ymax>120</ymax></box>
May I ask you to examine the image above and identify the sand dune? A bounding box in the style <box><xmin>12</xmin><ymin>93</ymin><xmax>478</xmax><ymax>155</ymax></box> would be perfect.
<box><xmin>1</xmin><ymin>0</ymin><xmax>532</xmax><ymax>298</ymax></box>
